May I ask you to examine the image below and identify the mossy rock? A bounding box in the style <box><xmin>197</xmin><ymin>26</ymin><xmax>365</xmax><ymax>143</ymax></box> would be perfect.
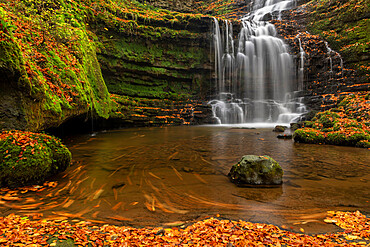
<box><xmin>273</xmin><ymin>125</ymin><xmax>287</xmax><ymax>132</ymax></box>
<box><xmin>316</xmin><ymin>111</ymin><xmax>339</xmax><ymax>128</ymax></box>
<box><xmin>228</xmin><ymin>155</ymin><xmax>283</xmax><ymax>186</ymax></box>
<box><xmin>326</xmin><ymin>132</ymin><xmax>347</xmax><ymax>145</ymax></box>
<box><xmin>0</xmin><ymin>130</ymin><xmax>71</xmax><ymax>188</ymax></box>
<box><xmin>293</xmin><ymin>128</ymin><xmax>325</xmax><ymax>144</ymax></box>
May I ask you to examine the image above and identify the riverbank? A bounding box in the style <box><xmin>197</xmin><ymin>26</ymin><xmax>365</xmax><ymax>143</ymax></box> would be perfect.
<box><xmin>294</xmin><ymin>93</ymin><xmax>370</xmax><ymax>148</ymax></box>
<box><xmin>0</xmin><ymin>211</ymin><xmax>369</xmax><ymax>246</ymax></box>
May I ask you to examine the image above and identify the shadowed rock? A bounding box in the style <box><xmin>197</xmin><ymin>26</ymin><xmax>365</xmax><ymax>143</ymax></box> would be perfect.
<box><xmin>228</xmin><ymin>155</ymin><xmax>283</xmax><ymax>186</ymax></box>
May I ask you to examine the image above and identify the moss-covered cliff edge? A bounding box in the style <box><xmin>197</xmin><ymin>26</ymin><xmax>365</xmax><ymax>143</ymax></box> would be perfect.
<box><xmin>0</xmin><ymin>0</ymin><xmax>112</xmax><ymax>131</ymax></box>
<box><xmin>0</xmin><ymin>0</ymin><xmax>217</xmax><ymax>132</ymax></box>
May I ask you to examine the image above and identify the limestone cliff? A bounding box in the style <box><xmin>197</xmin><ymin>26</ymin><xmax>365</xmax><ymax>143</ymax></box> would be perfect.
<box><xmin>0</xmin><ymin>0</ymin><xmax>214</xmax><ymax>131</ymax></box>
<box><xmin>0</xmin><ymin>0</ymin><xmax>368</xmax><ymax>132</ymax></box>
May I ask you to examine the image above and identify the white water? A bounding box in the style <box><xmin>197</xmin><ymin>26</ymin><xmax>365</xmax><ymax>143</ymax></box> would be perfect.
<box><xmin>245</xmin><ymin>0</ymin><xmax>297</xmax><ymax>21</ymax></box>
<box><xmin>210</xmin><ymin>0</ymin><xmax>306</xmax><ymax>125</ymax></box>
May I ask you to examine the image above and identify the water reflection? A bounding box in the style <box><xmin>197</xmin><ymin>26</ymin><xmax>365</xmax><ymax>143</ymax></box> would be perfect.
<box><xmin>1</xmin><ymin>126</ymin><xmax>369</xmax><ymax>234</ymax></box>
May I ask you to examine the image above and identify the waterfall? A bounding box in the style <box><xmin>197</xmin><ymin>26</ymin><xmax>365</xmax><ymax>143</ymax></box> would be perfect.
<box><xmin>209</xmin><ymin>0</ymin><xmax>306</xmax><ymax>124</ymax></box>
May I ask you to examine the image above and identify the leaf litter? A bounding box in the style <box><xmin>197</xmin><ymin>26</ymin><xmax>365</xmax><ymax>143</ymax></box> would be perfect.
<box><xmin>0</xmin><ymin>211</ymin><xmax>369</xmax><ymax>246</ymax></box>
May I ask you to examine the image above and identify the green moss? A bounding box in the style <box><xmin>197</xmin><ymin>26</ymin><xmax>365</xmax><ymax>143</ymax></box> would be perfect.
<box><xmin>0</xmin><ymin>130</ymin><xmax>71</xmax><ymax>188</ymax></box>
<box><xmin>0</xmin><ymin>0</ymin><xmax>213</xmax><ymax>130</ymax></box>
<box><xmin>316</xmin><ymin>111</ymin><xmax>339</xmax><ymax>128</ymax></box>
<box><xmin>228</xmin><ymin>155</ymin><xmax>283</xmax><ymax>186</ymax></box>
<box><xmin>293</xmin><ymin>128</ymin><xmax>325</xmax><ymax>144</ymax></box>
<box><xmin>308</xmin><ymin>0</ymin><xmax>370</xmax><ymax>76</ymax></box>
<box><xmin>0</xmin><ymin>0</ymin><xmax>112</xmax><ymax>130</ymax></box>
<box><xmin>294</xmin><ymin>93</ymin><xmax>370</xmax><ymax>147</ymax></box>
<box><xmin>326</xmin><ymin>132</ymin><xmax>347</xmax><ymax>145</ymax></box>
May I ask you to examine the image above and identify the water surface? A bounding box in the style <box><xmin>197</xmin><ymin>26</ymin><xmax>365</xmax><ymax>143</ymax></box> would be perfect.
<box><xmin>2</xmin><ymin>126</ymin><xmax>369</xmax><ymax>234</ymax></box>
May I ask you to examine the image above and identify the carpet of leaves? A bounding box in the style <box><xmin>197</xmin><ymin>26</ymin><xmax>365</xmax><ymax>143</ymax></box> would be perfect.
<box><xmin>0</xmin><ymin>130</ymin><xmax>55</xmax><ymax>152</ymax></box>
<box><xmin>0</xmin><ymin>211</ymin><xmax>369</xmax><ymax>246</ymax></box>
<box><xmin>0</xmin><ymin>130</ymin><xmax>67</xmax><ymax>165</ymax></box>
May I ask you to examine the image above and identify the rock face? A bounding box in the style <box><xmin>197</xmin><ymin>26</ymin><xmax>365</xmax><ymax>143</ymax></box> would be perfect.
<box><xmin>96</xmin><ymin>17</ymin><xmax>212</xmax><ymax>102</ymax></box>
<box><xmin>1</xmin><ymin>0</ymin><xmax>367</xmax><ymax>132</ymax></box>
<box><xmin>228</xmin><ymin>155</ymin><xmax>283</xmax><ymax>186</ymax></box>
<box><xmin>0</xmin><ymin>0</ymin><xmax>214</xmax><ymax>132</ymax></box>
<box><xmin>272</xmin><ymin>2</ymin><xmax>369</xmax><ymax>112</ymax></box>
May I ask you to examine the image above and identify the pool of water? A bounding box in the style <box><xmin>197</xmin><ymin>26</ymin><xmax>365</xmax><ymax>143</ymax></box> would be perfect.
<box><xmin>2</xmin><ymin>126</ymin><xmax>369</xmax><ymax>234</ymax></box>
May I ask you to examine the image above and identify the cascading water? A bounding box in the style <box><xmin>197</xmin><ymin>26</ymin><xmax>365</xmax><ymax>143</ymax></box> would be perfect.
<box><xmin>209</xmin><ymin>0</ymin><xmax>306</xmax><ymax>124</ymax></box>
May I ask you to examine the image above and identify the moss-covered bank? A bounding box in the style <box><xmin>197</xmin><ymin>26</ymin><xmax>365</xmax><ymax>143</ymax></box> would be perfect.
<box><xmin>307</xmin><ymin>0</ymin><xmax>370</xmax><ymax>77</ymax></box>
<box><xmin>0</xmin><ymin>0</ymin><xmax>112</xmax><ymax>131</ymax></box>
<box><xmin>294</xmin><ymin>93</ymin><xmax>370</xmax><ymax>148</ymax></box>
<box><xmin>0</xmin><ymin>130</ymin><xmax>71</xmax><ymax>187</ymax></box>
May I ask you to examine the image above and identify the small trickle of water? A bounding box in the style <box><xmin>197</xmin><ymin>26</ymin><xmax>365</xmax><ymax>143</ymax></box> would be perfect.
<box><xmin>324</xmin><ymin>41</ymin><xmax>345</xmax><ymax>76</ymax></box>
<box><xmin>339</xmin><ymin>54</ymin><xmax>344</xmax><ymax>75</ymax></box>
<box><xmin>296</xmin><ymin>33</ymin><xmax>305</xmax><ymax>91</ymax></box>
<box><xmin>324</xmin><ymin>42</ymin><xmax>334</xmax><ymax>74</ymax></box>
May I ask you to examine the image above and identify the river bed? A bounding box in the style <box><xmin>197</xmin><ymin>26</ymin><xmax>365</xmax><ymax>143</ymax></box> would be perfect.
<box><xmin>1</xmin><ymin>126</ymin><xmax>369</xmax><ymax>234</ymax></box>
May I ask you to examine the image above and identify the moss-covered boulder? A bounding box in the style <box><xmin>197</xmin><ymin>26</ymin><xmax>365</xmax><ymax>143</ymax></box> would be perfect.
<box><xmin>293</xmin><ymin>128</ymin><xmax>325</xmax><ymax>144</ymax></box>
<box><xmin>293</xmin><ymin>93</ymin><xmax>370</xmax><ymax>147</ymax></box>
<box><xmin>0</xmin><ymin>130</ymin><xmax>71</xmax><ymax>187</ymax></box>
<box><xmin>228</xmin><ymin>155</ymin><xmax>283</xmax><ymax>186</ymax></box>
<box><xmin>273</xmin><ymin>125</ymin><xmax>287</xmax><ymax>132</ymax></box>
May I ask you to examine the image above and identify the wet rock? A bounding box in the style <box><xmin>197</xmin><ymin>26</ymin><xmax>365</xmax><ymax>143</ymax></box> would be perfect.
<box><xmin>228</xmin><ymin>155</ymin><xmax>283</xmax><ymax>186</ymax></box>
<box><xmin>277</xmin><ymin>134</ymin><xmax>293</xmax><ymax>139</ymax></box>
<box><xmin>273</xmin><ymin>125</ymin><xmax>287</xmax><ymax>132</ymax></box>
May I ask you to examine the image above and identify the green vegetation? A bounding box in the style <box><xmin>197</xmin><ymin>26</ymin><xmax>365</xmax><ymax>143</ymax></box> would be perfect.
<box><xmin>0</xmin><ymin>130</ymin><xmax>71</xmax><ymax>187</ymax></box>
<box><xmin>197</xmin><ymin>0</ymin><xmax>240</xmax><ymax>19</ymax></box>
<box><xmin>294</xmin><ymin>93</ymin><xmax>370</xmax><ymax>147</ymax></box>
<box><xmin>308</xmin><ymin>0</ymin><xmax>370</xmax><ymax>76</ymax></box>
<box><xmin>0</xmin><ymin>0</ymin><xmax>212</xmax><ymax>131</ymax></box>
<box><xmin>0</xmin><ymin>0</ymin><xmax>111</xmax><ymax>131</ymax></box>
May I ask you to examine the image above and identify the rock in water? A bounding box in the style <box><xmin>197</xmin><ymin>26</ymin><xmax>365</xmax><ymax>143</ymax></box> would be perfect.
<box><xmin>273</xmin><ymin>125</ymin><xmax>287</xmax><ymax>132</ymax></box>
<box><xmin>277</xmin><ymin>134</ymin><xmax>293</xmax><ymax>139</ymax></box>
<box><xmin>228</xmin><ymin>155</ymin><xmax>283</xmax><ymax>186</ymax></box>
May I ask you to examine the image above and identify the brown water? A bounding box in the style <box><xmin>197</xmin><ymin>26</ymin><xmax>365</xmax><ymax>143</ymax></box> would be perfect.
<box><xmin>2</xmin><ymin>126</ymin><xmax>370</xmax><ymax>234</ymax></box>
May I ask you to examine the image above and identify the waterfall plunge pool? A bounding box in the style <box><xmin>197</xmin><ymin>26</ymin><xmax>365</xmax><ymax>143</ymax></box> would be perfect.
<box><xmin>2</xmin><ymin>126</ymin><xmax>369</xmax><ymax>234</ymax></box>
